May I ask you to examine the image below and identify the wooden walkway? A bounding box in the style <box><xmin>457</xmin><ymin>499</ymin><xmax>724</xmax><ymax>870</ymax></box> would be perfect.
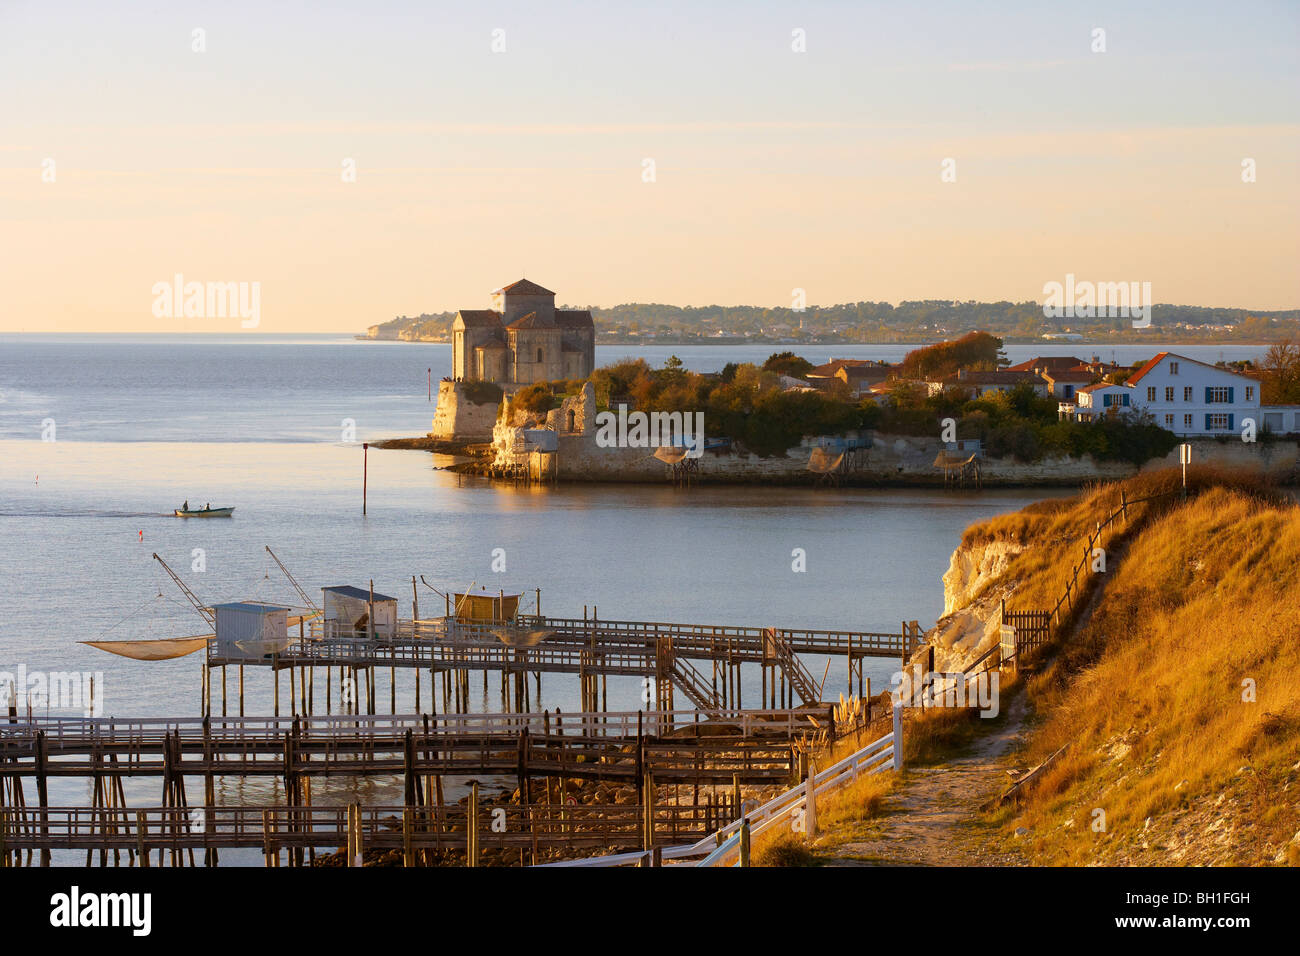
<box><xmin>203</xmin><ymin>615</ymin><xmax>918</xmax><ymax>711</ymax></box>
<box><xmin>0</xmin><ymin>716</ymin><xmax>807</xmax><ymax>785</ymax></box>
<box><xmin>0</xmin><ymin>802</ymin><xmax>720</xmax><ymax>862</ymax></box>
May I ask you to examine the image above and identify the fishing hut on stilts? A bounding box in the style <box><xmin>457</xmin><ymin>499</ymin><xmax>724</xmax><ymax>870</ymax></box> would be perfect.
<box><xmin>934</xmin><ymin>451</ymin><xmax>982</xmax><ymax>489</ymax></box>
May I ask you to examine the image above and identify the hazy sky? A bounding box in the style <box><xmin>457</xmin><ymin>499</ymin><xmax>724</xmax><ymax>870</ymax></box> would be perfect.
<box><xmin>1</xmin><ymin>0</ymin><xmax>1297</xmax><ymax>332</ymax></box>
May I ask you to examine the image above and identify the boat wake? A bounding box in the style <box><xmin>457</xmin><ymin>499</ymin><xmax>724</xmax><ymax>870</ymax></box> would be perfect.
<box><xmin>0</xmin><ymin>510</ymin><xmax>178</xmax><ymax>519</ymax></box>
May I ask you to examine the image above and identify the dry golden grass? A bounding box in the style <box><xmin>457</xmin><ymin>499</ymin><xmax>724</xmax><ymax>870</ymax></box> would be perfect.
<box><xmin>752</xmin><ymin>831</ymin><xmax>818</xmax><ymax>867</ymax></box>
<box><xmin>1001</xmin><ymin>481</ymin><xmax>1300</xmax><ymax>864</ymax></box>
<box><xmin>958</xmin><ymin>467</ymin><xmax>1283</xmax><ymax>618</ymax></box>
<box><xmin>900</xmin><ymin>706</ymin><xmax>990</xmax><ymax>765</ymax></box>
<box><xmin>815</xmin><ymin>768</ymin><xmax>894</xmax><ymax>828</ymax></box>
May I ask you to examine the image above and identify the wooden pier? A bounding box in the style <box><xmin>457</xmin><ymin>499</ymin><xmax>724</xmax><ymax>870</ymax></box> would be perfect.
<box><xmin>0</xmin><ymin>801</ymin><xmax>725</xmax><ymax>866</ymax></box>
<box><xmin>202</xmin><ymin>613</ymin><xmax>919</xmax><ymax>715</ymax></box>
<box><xmin>0</xmin><ymin>710</ymin><xmax>824</xmax><ymax>785</ymax></box>
<box><xmin>12</xmin><ymin>596</ymin><xmax>920</xmax><ymax>866</ymax></box>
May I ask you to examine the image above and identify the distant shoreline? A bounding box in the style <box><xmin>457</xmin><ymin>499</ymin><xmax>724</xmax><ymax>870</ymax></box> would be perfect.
<box><xmin>355</xmin><ymin>334</ymin><xmax>1289</xmax><ymax>349</ymax></box>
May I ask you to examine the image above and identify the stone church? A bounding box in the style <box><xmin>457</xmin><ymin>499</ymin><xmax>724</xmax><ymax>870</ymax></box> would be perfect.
<box><xmin>452</xmin><ymin>279</ymin><xmax>595</xmax><ymax>386</ymax></box>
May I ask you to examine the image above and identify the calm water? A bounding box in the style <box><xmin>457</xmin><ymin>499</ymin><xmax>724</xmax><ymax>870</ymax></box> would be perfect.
<box><xmin>0</xmin><ymin>335</ymin><xmax>1268</xmax><ymax>443</ymax></box>
<box><xmin>0</xmin><ymin>335</ymin><xmax>1261</xmax><ymax>858</ymax></box>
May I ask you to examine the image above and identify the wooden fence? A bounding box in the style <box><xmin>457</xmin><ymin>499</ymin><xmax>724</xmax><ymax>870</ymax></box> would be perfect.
<box><xmin>539</xmin><ymin>703</ymin><xmax>903</xmax><ymax>868</ymax></box>
<box><xmin>1002</xmin><ymin>487</ymin><xmax>1185</xmax><ymax>668</ymax></box>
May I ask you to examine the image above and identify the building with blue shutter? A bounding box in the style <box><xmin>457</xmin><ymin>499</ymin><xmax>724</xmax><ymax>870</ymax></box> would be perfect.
<box><xmin>1125</xmin><ymin>352</ymin><xmax>1261</xmax><ymax>437</ymax></box>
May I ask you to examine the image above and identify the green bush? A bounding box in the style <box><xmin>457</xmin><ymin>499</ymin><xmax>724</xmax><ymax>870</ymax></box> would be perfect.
<box><xmin>512</xmin><ymin>384</ymin><xmax>557</xmax><ymax>416</ymax></box>
<box><xmin>459</xmin><ymin>380</ymin><xmax>503</xmax><ymax>406</ymax></box>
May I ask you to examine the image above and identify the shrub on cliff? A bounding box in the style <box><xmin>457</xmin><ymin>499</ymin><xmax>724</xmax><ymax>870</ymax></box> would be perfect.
<box><xmin>460</xmin><ymin>381</ymin><xmax>503</xmax><ymax>406</ymax></box>
<box><xmin>512</xmin><ymin>384</ymin><xmax>557</xmax><ymax>416</ymax></box>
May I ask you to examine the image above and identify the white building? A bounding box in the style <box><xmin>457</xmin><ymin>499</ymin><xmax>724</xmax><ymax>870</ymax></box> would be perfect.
<box><xmin>1125</xmin><ymin>352</ymin><xmax>1261</xmax><ymax>437</ymax></box>
<box><xmin>1067</xmin><ymin>382</ymin><xmax>1136</xmax><ymax>422</ymax></box>
<box><xmin>322</xmin><ymin>585</ymin><xmax>398</xmax><ymax>640</ymax></box>
<box><xmin>1260</xmin><ymin>406</ymin><xmax>1300</xmax><ymax>435</ymax></box>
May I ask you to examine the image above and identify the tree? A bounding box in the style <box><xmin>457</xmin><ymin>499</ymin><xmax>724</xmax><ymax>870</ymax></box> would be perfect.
<box><xmin>762</xmin><ymin>351</ymin><xmax>813</xmax><ymax>378</ymax></box>
<box><xmin>900</xmin><ymin>331</ymin><xmax>1005</xmax><ymax>379</ymax></box>
<box><xmin>1262</xmin><ymin>340</ymin><xmax>1300</xmax><ymax>404</ymax></box>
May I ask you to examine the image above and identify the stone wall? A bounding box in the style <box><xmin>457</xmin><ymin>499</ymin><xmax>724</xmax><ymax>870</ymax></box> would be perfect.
<box><xmin>1144</xmin><ymin>437</ymin><xmax>1299</xmax><ymax>478</ymax></box>
<box><xmin>431</xmin><ymin>379</ymin><xmax>501</xmax><ymax>442</ymax></box>
<box><xmin>478</xmin><ymin>403</ymin><xmax>1300</xmax><ymax>486</ymax></box>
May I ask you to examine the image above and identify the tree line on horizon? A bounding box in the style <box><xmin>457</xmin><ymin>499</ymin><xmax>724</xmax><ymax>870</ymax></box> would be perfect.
<box><xmin>371</xmin><ymin>301</ymin><xmax>1300</xmax><ymax>342</ymax></box>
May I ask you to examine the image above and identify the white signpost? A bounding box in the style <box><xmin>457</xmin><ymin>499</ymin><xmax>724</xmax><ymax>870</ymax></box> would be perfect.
<box><xmin>1180</xmin><ymin>442</ymin><xmax>1192</xmax><ymax>489</ymax></box>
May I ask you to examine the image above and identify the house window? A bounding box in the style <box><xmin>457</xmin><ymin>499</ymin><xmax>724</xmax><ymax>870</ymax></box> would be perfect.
<box><xmin>1184</xmin><ymin>386</ymin><xmax>1192</xmax><ymax>401</ymax></box>
<box><xmin>1246</xmin><ymin>386</ymin><xmax>1254</xmax><ymax>401</ymax></box>
<box><xmin>1102</xmin><ymin>394</ymin><xmax>1112</xmax><ymax>407</ymax></box>
<box><xmin>1165</xmin><ymin>387</ymin><xmax>1174</xmax><ymax>402</ymax></box>
<box><xmin>1207</xmin><ymin>413</ymin><xmax>1230</xmax><ymax>430</ymax></box>
<box><xmin>1123</xmin><ymin>394</ymin><xmax>1130</xmax><ymax>406</ymax></box>
<box><xmin>1169</xmin><ymin>362</ymin><xmax>1179</xmax><ymax>375</ymax></box>
<box><xmin>1147</xmin><ymin>386</ymin><xmax>1156</xmax><ymax>401</ymax></box>
<box><xmin>1207</xmin><ymin>387</ymin><xmax>1230</xmax><ymax>404</ymax></box>
<box><xmin>1184</xmin><ymin>414</ymin><xmax>1192</xmax><ymax>427</ymax></box>
<box><xmin>1165</xmin><ymin>414</ymin><xmax>1174</xmax><ymax>426</ymax></box>
<box><xmin>537</xmin><ymin>348</ymin><xmax>544</xmax><ymax>363</ymax></box>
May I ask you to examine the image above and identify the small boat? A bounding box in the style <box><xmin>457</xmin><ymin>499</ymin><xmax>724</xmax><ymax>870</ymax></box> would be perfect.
<box><xmin>174</xmin><ymin>506</ymin><xmax>235</xmax><ymax>518</ymax></box>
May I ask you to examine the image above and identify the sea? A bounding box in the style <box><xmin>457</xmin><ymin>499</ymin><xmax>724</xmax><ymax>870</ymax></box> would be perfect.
<box><xmin>0</xmin><ymin>335</ymin><xmax>1272</xmax><ymax>858</ymax></box>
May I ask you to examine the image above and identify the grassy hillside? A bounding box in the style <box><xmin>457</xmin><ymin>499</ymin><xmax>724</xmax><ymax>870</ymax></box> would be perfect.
<box><xmin>978</xmin><ymin>473</ymin><xmax>1300</xmax><ymax>864</ymax></box>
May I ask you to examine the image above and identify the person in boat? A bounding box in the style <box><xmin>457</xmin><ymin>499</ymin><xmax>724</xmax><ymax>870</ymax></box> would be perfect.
<box><xmin>204</xmin><ymin>502</ymin><xmax>210</xmax><ymax>511</ymax></box>
<box><xmin>182</xmin><ymin>500</ymin><xmax>189</xmax><ymax>511</ymax></box>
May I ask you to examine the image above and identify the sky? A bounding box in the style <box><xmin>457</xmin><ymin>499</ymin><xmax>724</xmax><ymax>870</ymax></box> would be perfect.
<box><xmin>0</xmin><ymin>0</ymin><xmax>1297</xmax><ymax>333</ymax></box>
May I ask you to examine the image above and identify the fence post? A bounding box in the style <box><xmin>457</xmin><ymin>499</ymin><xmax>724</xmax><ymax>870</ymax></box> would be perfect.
<box><xmin>892</xmin><ymin>703</ymin><xmax>903</xmax><ymax>771</ymax></box>
<box><xmin>738</xmin><ymin>819</ymin><xmax>751</xmax><ymax>867</ymax></box>
<box><xmin>348</xmin><ymin>801</ymin><xmax>363</xmax><ymax>867</ymax></box>
<box><xmin>805</xmin><ymin>759</ymin><xmax>817</xmax><ymax>840</ymax></box>
<box><xmin>467</xmin><ymin>781</ymin><xmax>479</xmax><ymax>868</ymax></box>
<box><xmin>403</xmin><ymin>807</ymin><xmax>414</xmax><ymax>868</ymax></box>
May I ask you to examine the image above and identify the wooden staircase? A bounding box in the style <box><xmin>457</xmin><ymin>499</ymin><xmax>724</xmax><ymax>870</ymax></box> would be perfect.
<box><xmin>667</xmin><ymin>656</ymin><xmax>721</xmax><ymax>711</ymax></box>
<box><xmin>765</xmin><ymin>628</ymin><xmax>820</xmax><ymax>705</ymax></box>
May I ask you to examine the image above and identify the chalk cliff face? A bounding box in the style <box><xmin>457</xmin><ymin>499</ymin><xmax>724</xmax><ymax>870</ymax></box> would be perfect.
<box><xmin>942</xmin><ymin>538</ymin><xmax>1024</xmax><ymax>616</ymax></box>
<box><xmin>927</xmin><ymin>537</ymin><xmax>1027</xmax><ymax>673</ymax></box>
<box><xmin>432</xmin><ymin>380</ymin><xmax>500</xmax><ymax>441</ymax></box>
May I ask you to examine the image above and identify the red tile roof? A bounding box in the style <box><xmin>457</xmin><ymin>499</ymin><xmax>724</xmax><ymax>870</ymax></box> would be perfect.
<box><xmin>1126</xmin><ymin>352</ymin><xmax>1262</xmax><ymax>386</ymax></box>
<box><xmin>938</xmin><ymin>370</ymin><xmax>1046</xmax><ymax>386</ymax></box>
<box><xmin>455</xmin><ymin>309</ymin><xmax>502</xmax><ymax>327</ymax></box>
<box><xmin>555</xmin><ymin>309</ymin><xmax>594</xmax><ymax>328</ymax></box>
<box><xmin>496</xmin><ymin>278</ymin><xmax>555</xmax><ymax>296</ymax></box>
<box><xmin>1124</xmin><ymin>352</ymin><xmax>1171</xmax><ymax>387</ymax></box>
<box><xmin>808</xmin><ymin>359</ymin><xmax>887</xmax><ymax>377</ymax></box>
<box><xmin>506</xmin><ymin>311</ymin><xmax>557</xmax><ymax>330</ymax></box>
<box><xmin>1041</xmin><ymin>370</ymin><xmax>1098</xmax><ymax>383</ymax></box>
<box><xmin>1006</xmin><ymin>356</ymin><xmax>1087</xmax><ymax>373</ymax></box>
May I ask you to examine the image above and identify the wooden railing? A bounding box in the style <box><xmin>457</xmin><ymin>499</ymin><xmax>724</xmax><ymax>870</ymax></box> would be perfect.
<box><xmin>539</xmin><ymin>703</ymin><xmax>904</xmax><ymax>868</ymax></box>
<box><xmin>2</xmin><ymin>707</ymin><xmax>829</xmax><ymax>745</ymax></box>
<box><xmin>1002</xmin><ymin>487</ymin><xmax>1186</xmax><ymax>667</ymax></box>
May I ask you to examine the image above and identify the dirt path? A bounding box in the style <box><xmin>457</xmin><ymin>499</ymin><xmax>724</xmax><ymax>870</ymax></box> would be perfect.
<box><xmin>822</xmin><ymin>692</ymin><xmax>1030</xmax><ymax>866</ymax></box>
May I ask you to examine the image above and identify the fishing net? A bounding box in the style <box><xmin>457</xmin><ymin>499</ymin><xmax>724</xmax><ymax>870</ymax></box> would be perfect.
<box><xmin>80</xmin><ymin>637</ymin><xmax>209</xmax><ymax>661</ymax></box>
<box><xmin>807</xmin><ymin>447</ymin><xmax>845</xmax><ymax>473</ymax></box>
